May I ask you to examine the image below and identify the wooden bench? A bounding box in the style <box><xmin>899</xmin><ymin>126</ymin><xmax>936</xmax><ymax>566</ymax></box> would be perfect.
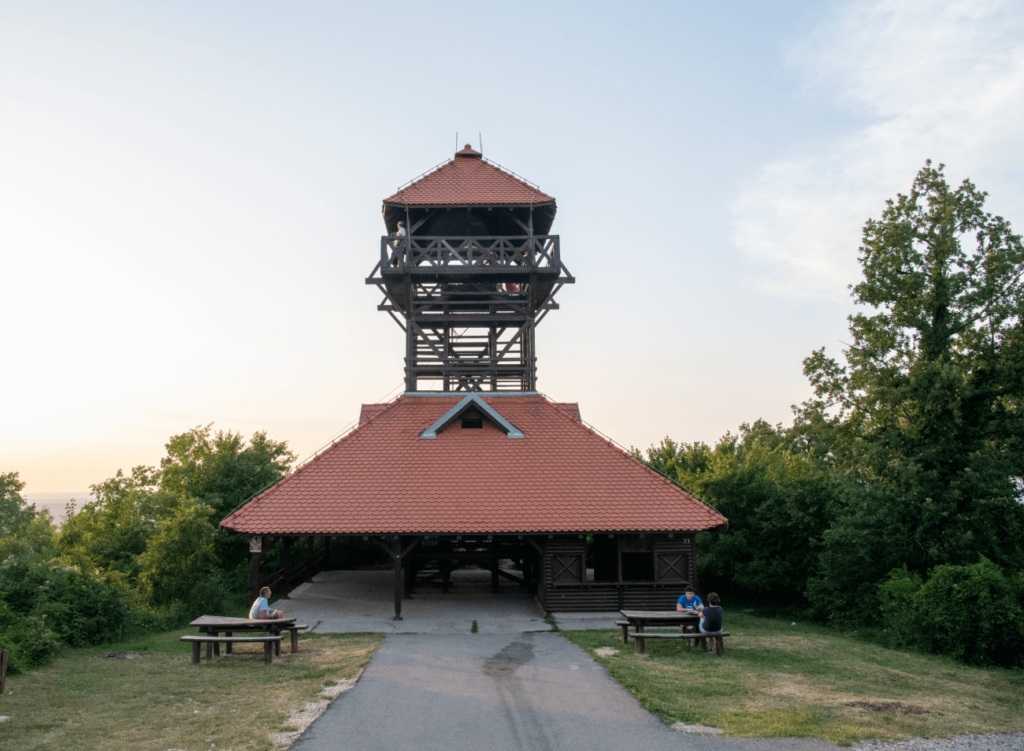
<box><xmin>629</xmin><ymin>631</ymin><xmax>730</xmax><ymax>655</ymax></box>
<box><xmin>288</xmin><ymin>625</ymin><xmax>309</xmax><ymax>653</ymax></box>
<box><xmin>181</xmin><ymin>635</ymin><xmax>282</xmax><ymax>664</ymax></box>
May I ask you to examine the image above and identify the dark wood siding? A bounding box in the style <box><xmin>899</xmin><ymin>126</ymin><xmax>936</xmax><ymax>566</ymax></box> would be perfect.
<box><xmin>540</xmin><ymin>534</ymin><xmax>696</xmax><ymax>612</ymax></box>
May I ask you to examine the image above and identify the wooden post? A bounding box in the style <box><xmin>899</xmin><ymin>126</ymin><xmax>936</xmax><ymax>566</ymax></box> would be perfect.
<box><xmin>616</xmin><ymin>536</ymin><xmax>624</xmax><ymax>610</ymax></box>
<box><xmin>249</xmin><ymin>550</ymin><xmax>261</xmax><ymax>603</ymax></box>
<box><xmin>0</xmin><ymin>648</ymin><xmax>7</xmax><ymax>694</ymax></box>
<box><xmin>306</xmin><ymin>536</ymin><xmax>314</xmax><ymax>582</ymax></box>
<box><xmin>404</xmin><ymin>558</ymin><xmax>415</xmax><ymax>596</ymax></box>
<box><xmin>393</xmin><ymin>542</ymin><xmax>403</xmax><ymax>621</ymax></box>
<box><xmin>282</xmin><ymin>538</ymin><xmax>293</xmax><ymax>596</ymax></box>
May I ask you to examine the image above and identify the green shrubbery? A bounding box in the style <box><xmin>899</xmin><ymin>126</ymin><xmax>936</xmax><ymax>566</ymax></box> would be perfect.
<box><xmin>0</xmin><ymin>425</ymin><xmax>294</xmax><ymax>673</ymax></box>
<box><xmin>879</xmin><ymin>559</ymin><xmax>1024</xmax><ymax>668</ymax></box>
<box><xmin>638</xmin><ymin>164</ymin><xmax>1024</xmax><ymax>669</ymax></box>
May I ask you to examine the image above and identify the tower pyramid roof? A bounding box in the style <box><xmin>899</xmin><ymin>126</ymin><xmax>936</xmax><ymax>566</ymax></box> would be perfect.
<box><xmin>384</xmin><ymin>146</ymin><xmax>555</xmax><ymax>207</ymax></box>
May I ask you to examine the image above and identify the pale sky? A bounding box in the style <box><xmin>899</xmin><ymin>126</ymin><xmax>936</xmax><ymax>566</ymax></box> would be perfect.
<box><xmin>3</xmin><ymin>0</ymin><xmax>1022</xmax><ymax>512</ymax></box>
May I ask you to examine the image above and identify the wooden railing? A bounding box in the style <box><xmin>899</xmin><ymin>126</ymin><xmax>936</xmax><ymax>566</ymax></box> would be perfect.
<box><xmin>380</xmin><ymin>235</ymin><xmax>562</xmax><ymax>272</ymax></box>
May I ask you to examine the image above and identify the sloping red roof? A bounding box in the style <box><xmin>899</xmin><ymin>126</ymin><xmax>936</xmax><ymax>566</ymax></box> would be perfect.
<box><xmin>359</xmin><ymin>404</ymin><xmax>388</xmax><ymax>425</ymax></box>
<box><xmin>222</xmin><ymin>396</ymin><xmax>725</xmax><ymax>535</ymax></box>
<box><xmin>384</xmin><ymin>147</ymin><xmax>555</xmax><ymax>206</ymax></box>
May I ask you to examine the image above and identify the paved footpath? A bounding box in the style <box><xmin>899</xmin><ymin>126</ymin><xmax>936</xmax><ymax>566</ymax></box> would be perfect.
<box><xmin>292</xmin><ymin>632</ymin><xmax>760</xmax><ymax>751</ymax></box>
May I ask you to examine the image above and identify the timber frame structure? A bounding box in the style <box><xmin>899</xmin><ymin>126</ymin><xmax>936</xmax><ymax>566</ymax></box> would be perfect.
<box><xmin>366</xmin><ymin>145</ymin><xmax>573</xmax><ymax>392</ymax></box>
<box><xmin>222</xmin><ymin>147</ymin><xmax>727</xmax><ymax>619</ymax></box>
<box><xmin>241</xmin><ymin>531</ymin><xmax>701</xmax><ymax>620</ymax></box>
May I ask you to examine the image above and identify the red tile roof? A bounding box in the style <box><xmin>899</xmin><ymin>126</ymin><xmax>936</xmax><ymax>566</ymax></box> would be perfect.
<box><xmin>384</xmin><ymin>148</ymin><xmax>555</xmax><ymax>207</ymax></box>
<box><xmin>358</xmin><ymin>404</ymin><xmax>388</xmax><ymax>425</ymax></box>
<box><xmin>221</xmin><ymin>396</ymin><xmax>726</xmax><ymax>536</ymax></box>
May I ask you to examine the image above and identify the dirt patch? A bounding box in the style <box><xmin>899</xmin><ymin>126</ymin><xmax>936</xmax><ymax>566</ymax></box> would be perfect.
<box><xmin>103</xmin><ymin>652</ymin><xmax>145</xmax><ymax>659</ymax></box>
<box><xmin>594</xmin><ymin>647</ymin><xmax>619</xmax><ymax>658</ymax></box>
<box><xmin>846</xmin><ymin>701</ymin><xmax>928</xmax><ymax>715</ymax></box>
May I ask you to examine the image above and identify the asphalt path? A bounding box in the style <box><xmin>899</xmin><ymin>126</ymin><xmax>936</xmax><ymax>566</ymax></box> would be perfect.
<box><xmin>292</xmin><ymin>632</ymin><xmax>761</xmax><ymax>751</ymax></box>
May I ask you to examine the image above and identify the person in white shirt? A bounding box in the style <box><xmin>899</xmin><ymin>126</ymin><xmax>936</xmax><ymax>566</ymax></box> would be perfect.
<box><xmin>249</xmin><ymin>586</ymin><xmax>286</xmax><ymax>620</ymax></box>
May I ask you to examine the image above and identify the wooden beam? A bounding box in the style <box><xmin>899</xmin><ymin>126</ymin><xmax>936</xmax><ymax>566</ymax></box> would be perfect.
<box><xmin>249</xmin><ymin>550</ymin><xmax>262</xmax><ymax>602</ymax></box>
<box><xmin>393</xmin><ymin>544</ymin><xmax>403</xmax><ymax>621</ymax></box>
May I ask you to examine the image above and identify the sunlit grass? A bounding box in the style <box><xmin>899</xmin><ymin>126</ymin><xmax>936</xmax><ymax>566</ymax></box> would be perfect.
<box><xmin>0</xmin><ymin>629</ymin><xmax>384</xmax><ymax>751</ymax></box>
<box><xmin>562</xmin><ymin>613</ymin><xmax>1024</xmax><ymax>746</ymax></box>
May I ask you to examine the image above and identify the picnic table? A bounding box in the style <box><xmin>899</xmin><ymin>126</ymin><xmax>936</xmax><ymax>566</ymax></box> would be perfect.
<box><xmin>189</xmin><ymin>615</ymin><xmax>304</xmax><ymax>658</ymax></box>
<box><xmin>619</xmin><ymin>610</ymin><xmax>701</xmax><ymax>653</ymax></box>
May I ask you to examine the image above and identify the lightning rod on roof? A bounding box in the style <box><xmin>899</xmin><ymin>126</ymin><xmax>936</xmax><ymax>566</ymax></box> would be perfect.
<box><xmin>479</xmin><ymin>132</ymin><xmax>483</xmax><ymax>154</ymax></box>
<box><xmin>455</xmin><ymin>132</ymin><xmax>458</xmax><ymax>154</ymax></box>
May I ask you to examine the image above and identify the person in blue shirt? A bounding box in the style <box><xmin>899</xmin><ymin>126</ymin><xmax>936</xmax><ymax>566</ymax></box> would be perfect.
<box><xmin>677</xmin><ymin>586</ymin><xmax>703</xmax><ymax>612</ymax></box>
<box><xmin>249</xmin><ymin>586</ymin><xmax>286</xmax><ymax>620</ymax></box>
<box><xmin>677</xmin><ymin>586</ymin><xmax>703</xmax><ymax>637</ymax></box>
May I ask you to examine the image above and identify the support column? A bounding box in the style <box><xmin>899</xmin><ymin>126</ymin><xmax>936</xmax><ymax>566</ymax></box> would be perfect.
<box><xmin>393</xmin><ymin>544</ymin><xmax>403</xmax><ymax>621</ymax></box>
<box><xmin>249</xmin><ymin>549</ymin><xmax>262</xmax><ymax>602</ymax></box>
<box><xmin>282</xmin><ymin>537</ymin><xmax>293</xmax><ymax>597</ymax></box>
<box><xmin>306</xmin><ymin>536</ymin><xmax>315</xmax><ymax>582</ymax></box>
<box><xmin>404</xmin><ymin>557</ymin><xmax>415</xmax><ymax>596</ymax></box>
<box><xmin>616</xmin><ymin>536</ymin><xmax>624</xmax><ymax>610</ymax></box>
<box><xmin>490</xmin><ymin>548</ymin><xmax>499</xmax><ymax>594</ymax></box>
<box><xmin>324</xmin><ymin>537</ymin><xmax>332</xmax><ymax>570</ymax></box>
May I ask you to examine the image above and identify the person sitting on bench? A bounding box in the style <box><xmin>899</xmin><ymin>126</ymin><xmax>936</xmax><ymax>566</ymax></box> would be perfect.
<box><xmin>677</xmin><ymin>585</ymin><xmax>703</xmax><ymax>612</ymax></box>
<box><xmin>699</xmin><ymin>592</ymin><xmax>723</xmax><ymax>643</ymax></box>
<box><xmin>249</xmin><ymin>587</ymin><xmax>286</xmax><ymax>620</ymax></box>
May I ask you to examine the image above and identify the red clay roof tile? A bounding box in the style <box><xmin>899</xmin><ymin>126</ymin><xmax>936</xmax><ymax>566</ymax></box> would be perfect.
<box><xmin>384</xmin><ymin>151</ymin><xmax>555</xmax><ymax>207</ymax></box>
<box><xmin>222</xmin><ymin>396</ymin><xmax>726</xmax><ymax>536</ymax></box>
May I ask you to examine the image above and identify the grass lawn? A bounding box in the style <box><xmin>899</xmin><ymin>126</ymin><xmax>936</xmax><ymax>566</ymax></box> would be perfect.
<box><xmin>0</xmin><ymin>628</ymin><xmax>384</xmax><ymax>751</ymax></box>
<box><xmin>563</xmin><ymin>613</ymin><xmax>1024</xmax><ymax>746</ymax></box>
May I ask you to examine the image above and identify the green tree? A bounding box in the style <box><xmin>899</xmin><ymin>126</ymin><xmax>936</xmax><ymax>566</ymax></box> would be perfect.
<box><xmin>639</xmin><ymin>422</ymin><xmax>839</xmax><ymax>606</ymax></box>
<box><xmin>137</xmin><ymin>499</ymin><xmax>219</xmax><ymax>608</ymax></box>
<box><xmin>0</xmin><ymin>471</ymin><xmax>34</xmax><ymax>536</ymax></box>
<box><xmin>159</xmin><ymin>424</ymin><xmax>295</xmax><ymax>518</ymax></box>
<box><xmin>58</xmin><ymin>466</ymin><xmax>178</xmax><ymax>579</ymax></box>
<box><xmin>801</xmin><ymin>162</ymin><xmax>1024</xmax><ymax>619</ymax></box>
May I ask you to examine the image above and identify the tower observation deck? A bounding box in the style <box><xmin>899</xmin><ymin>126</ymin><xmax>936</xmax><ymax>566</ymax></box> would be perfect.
<box><xmin>367</xmin><ymin>145</ymin><xmax>574</xmax><ymax>392</ymax></box>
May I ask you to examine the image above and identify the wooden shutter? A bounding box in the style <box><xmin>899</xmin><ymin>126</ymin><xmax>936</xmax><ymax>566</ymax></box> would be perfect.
<box><xmin>552</xmin><ymin>554</ymin><xmax>583</xmax><ymax>583</ymax></box>
<box><xmin>655</xmin><ymin>553</ymin><xmax>687</xmax><ymax>583</ymax></box>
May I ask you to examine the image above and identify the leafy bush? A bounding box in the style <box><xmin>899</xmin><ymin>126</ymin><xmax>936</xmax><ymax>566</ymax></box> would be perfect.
<box><xmin>0</xmin><ymin>601</ymin><xmax>61</xmax><ymax>674</ymax></box>
<box><xmin>0</xmin><ymin>550</ymin><xmax>135</xmax><ymax>649</ymax></box>
<box><xmin>879</xmin><ymin>558</ymin><xmax>1024</xmax><ymax>668</ymax></box>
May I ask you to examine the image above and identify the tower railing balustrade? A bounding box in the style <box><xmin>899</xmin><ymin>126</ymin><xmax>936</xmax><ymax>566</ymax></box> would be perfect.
<box><xmin>378</xmin><ymin>235</ymin><xmax>563</xmax><ymax>274</ymax></box>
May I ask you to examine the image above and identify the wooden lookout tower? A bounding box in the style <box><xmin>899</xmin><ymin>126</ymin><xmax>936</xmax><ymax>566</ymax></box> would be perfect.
<box><xmin>367</xmin><ymin>144</ymin><xmax>574</xmax><ymax>392</ymax></box>
<box><xmin>222</xmin><ymin>145</ymin><xmax>727</xmax><ymax>620</ymax></box>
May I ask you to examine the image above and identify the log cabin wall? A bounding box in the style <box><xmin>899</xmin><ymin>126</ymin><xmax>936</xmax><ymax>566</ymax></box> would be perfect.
<box><xmin>541</xmin><ymin>534</ymin><xmax>697</xmax><ymax>612</ymax></box>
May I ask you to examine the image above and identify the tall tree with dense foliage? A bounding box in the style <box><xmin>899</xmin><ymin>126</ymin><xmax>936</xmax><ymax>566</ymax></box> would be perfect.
<box><xmin>799</xmin><ymin>162</ymin><xmax>1024</xmax><ymax>620</ymax></box>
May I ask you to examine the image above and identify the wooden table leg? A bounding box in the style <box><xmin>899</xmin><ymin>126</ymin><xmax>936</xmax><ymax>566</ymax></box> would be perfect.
<box><xmin>635</xmin><ymin>624</ymin><xmax>645</xmax><ymax>654</ymax></box>
<box><xmin>264</xmin><ymin>640</ymin><xmax>273</xmax><ymax>663</ymax></box>
<box><xmin>225</xmin><ymin>632</ymin><xmax>232</xmax><ymax>655</ymax></box>
<box><xmin>621</xmin><ymin>623</ymin><xmax>629</xmax><ymax>644</ymax></box>
<box><xmin>290</xmin><ymin>629</ymin><xmax>299</xmax><ymax>653</ymax></box>
<box><xmin>192</xmin><ymin>642</ymin><xmax>201</xmax><ymax>664</ymax></box>
<box><xmin>212</xmin><ymin>631</ymin><xmax>220</xmax><ymax>657</ymax></box>
<box><xmin>206</xmin><ymin>641</ymin><xmax>213</xmax><ymax>661</ymax></box>
<box><xmin>275</xmin><ymin>629</ymin><xmax>282</xmax><ymax>656</ymax></box>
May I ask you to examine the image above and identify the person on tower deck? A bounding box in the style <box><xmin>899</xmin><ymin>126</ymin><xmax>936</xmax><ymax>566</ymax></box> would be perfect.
<box><xmin>390</xmin><ymin>221</ymin><xmax>407</xmax><ymax>265</ymax></box>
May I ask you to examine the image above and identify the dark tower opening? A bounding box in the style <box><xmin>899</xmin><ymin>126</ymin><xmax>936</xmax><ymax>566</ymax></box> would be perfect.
<box><xmin>368</xmin><ymin>145</ymin><xmax>574</xmax><ymax>392</ymax></box>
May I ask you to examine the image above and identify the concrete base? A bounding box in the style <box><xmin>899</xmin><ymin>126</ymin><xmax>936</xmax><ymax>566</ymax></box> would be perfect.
<box><xmin>272</xmin><ymin>569</ymin><xmax>552</xmax><ymax>634</ymax></box>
